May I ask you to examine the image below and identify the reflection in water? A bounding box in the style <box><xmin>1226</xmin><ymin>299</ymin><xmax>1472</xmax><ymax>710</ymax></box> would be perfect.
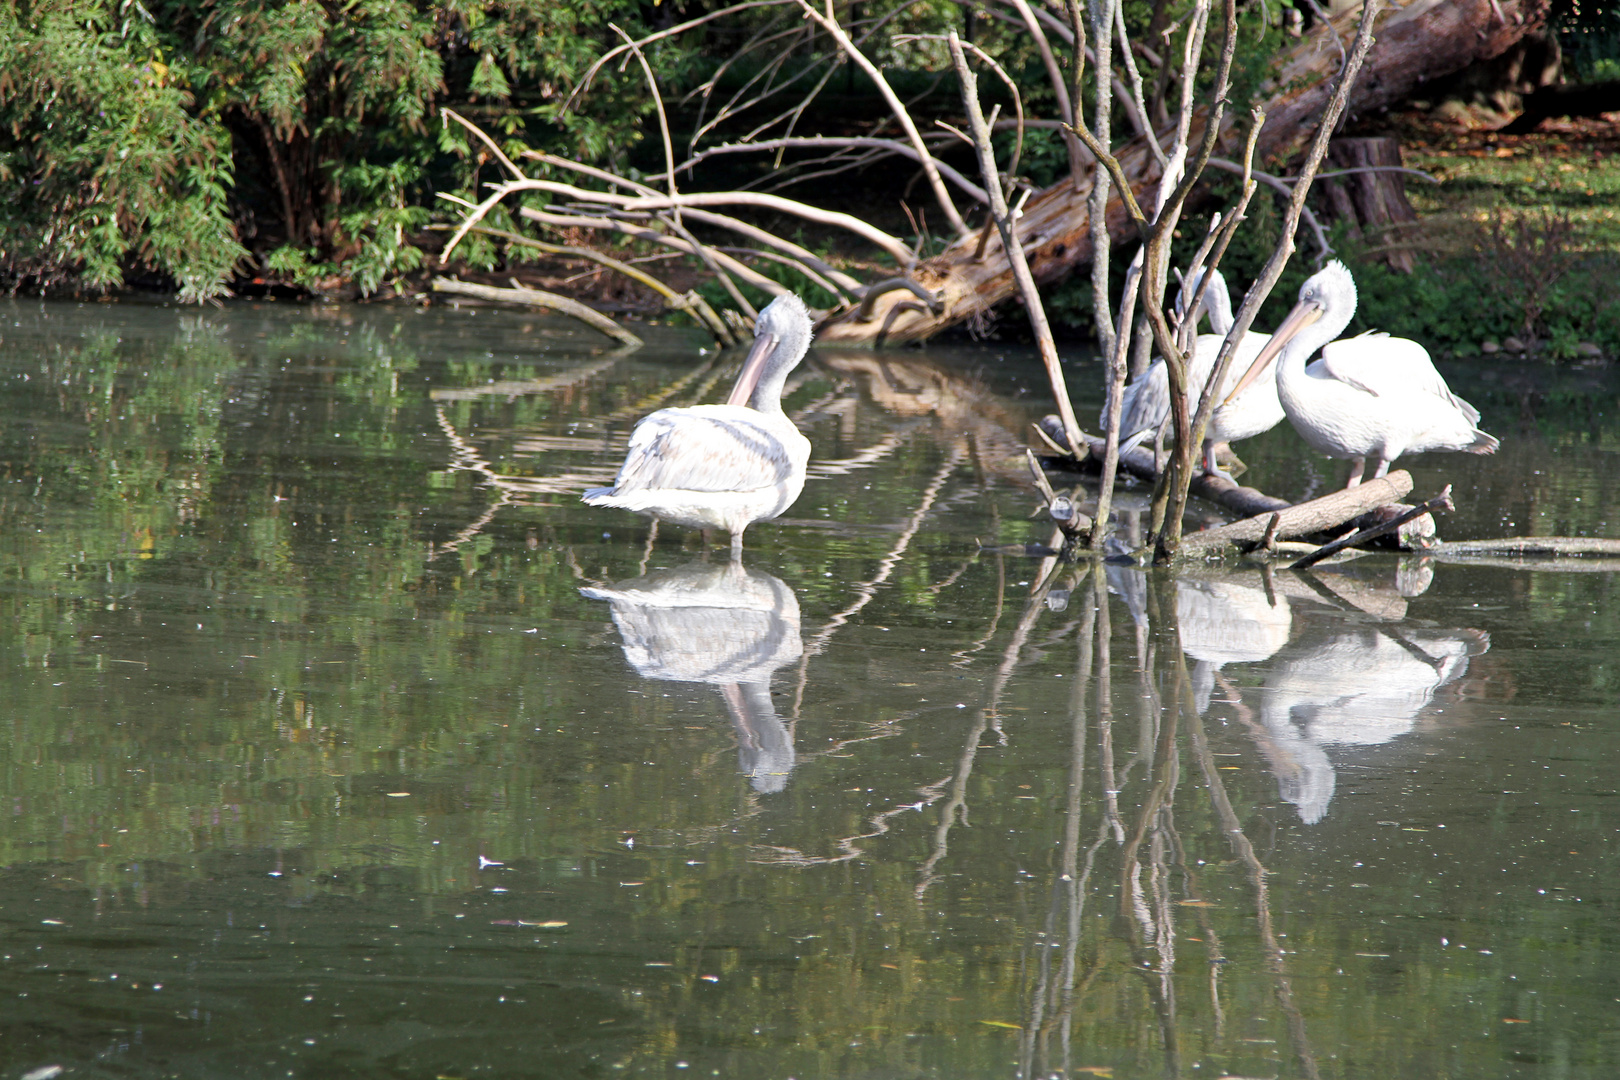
<box><xmin>1176</xmin><ymin>577</ymin><xmax>1292</xmax><ymax>713</ymax></box>
<box><xmin>1144</xmin><ymin>567</ymin><xmax>1489</xmax><ymax>824</ymax></box>
<box><xmin>1257</xmin><ymin>624</ymin><xmax>1488</xmax><ymax>824</ymax></box>
<box><xmin>581</xmin><ymin>561</ymin><xmax>801</xmax><ymax>793</ymax></box>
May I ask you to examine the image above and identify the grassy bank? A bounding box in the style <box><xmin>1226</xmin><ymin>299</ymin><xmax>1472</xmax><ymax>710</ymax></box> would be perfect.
<box><xmin>1331</xmin><ymin>108</ymin><xmax>1620</xmax><ymax>360</ymax></box>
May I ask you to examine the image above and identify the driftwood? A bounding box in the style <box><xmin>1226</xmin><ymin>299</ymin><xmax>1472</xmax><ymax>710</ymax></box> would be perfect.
<box><xmin>1433</xmin><ymin>536</ymin><xmax>1620</xmax><ymax>558</ymax></box>
<box><xmin>430</xmin><ymin>277</ymin><xmax>644</xmax><ymax>347</ymax></box>
<box><xmin>1179</xmin><ymin>472</ymin><xmax>1414</xmax><ymax>553</ymax></box>
<box><xmin>1290</xmin><ymin>485</ymin><xmax>1451</xmax><ymax>568</ymax></box>
<box><xmin>1052</xmin><ymin>418</ymin><xmax>1436</xmax><ymax>551</ymax></box>
<box><xmin>817</xmin><ymin>0</ymin><xmax>1541</xmax><ymax>345</ymax></box>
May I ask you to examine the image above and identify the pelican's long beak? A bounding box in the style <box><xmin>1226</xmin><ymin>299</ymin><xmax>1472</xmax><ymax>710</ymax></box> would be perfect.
<box><xmin>727</xmin><ymin>332</ymin><xmax>781</xmax><ymax>407</ymax></box>
<box><xmin>1219</xmin><ymin>299</ymin><xmax>1324</xmax><ymax>408</ymax></box>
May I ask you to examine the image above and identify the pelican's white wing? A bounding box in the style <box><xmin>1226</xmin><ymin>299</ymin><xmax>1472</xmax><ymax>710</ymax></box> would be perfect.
<box><xmin>608</xmin><ymin>405</ymin><xmax>800</xmax><ymax>495</ymax></box>
<box><xmin>1316</xmin><ymin>332</ymin><xmax>1481</xmax><ymax>423</ymax></box>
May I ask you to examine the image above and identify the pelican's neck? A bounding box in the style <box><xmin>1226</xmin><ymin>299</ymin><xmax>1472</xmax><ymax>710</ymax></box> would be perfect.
<box><xmin>1277</xmin><ymin>293</ymin><xmax>1355</xmax><ymax>391</ymax></box>
<box><xmin>745</xmin><ymin>337</ymin><xmax>808</xmax><ymax>415</ymax></box>
<box><xmin>1205</xmin><ymin>273</ymin><xmax>1234</xmax><ymax>337</ymax></box>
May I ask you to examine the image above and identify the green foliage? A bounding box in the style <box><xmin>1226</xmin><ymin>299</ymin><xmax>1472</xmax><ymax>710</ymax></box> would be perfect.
<box><xmin>1346</xmin><ymin>236</ymin><xmax>1620</xmax><ymax>360</ymax></box>
<box><xmin>1553</xmin><ymin>0</ymin><xmax>1620</xmax><ymax>83</ymax></box>
<box><xmin>0</xmin><ymin>1</ymin><xmax>247</xmax><ymax>301</ymax></box>
<box><xmin>0</xmin><ymin>0</ymin><xmax>679</xmax><ymax>300</ymax></box>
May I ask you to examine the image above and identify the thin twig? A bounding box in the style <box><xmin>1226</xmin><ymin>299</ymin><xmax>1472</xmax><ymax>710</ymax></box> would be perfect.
<box><xmin>948</xmin><ymin>30</ymin><xmax>1084</xmax><ymax>459</ymax></box>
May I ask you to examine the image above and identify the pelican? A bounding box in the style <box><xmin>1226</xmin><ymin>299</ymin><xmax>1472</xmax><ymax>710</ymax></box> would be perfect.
<box><xmin>583</xmin><ymin>293</ymin><xmax>814</xmax><ymax>555</ymax></box>
<box><xmin>1107</xmin><ymin>268</ymin><xmax>1280</xmax><ymax>482</ymax></box>
<box><xmin>1223</xmin><ymin>262</ymin><xmax>1498</xmax><ymax>488</ymax></box>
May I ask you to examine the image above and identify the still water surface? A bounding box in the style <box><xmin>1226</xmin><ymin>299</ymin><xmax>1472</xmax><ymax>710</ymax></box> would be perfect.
<box><xmin>1</xmin><ymin>300</ymin><xmax>1618</xmax><ymax>1079</ymax></box>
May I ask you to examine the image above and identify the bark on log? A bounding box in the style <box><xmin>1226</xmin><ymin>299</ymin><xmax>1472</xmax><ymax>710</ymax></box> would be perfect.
<box><xmin>819</xmin><ymin>0</ymin><xmax>1544</xmax><ymax>346</ymax></box>
<box><xmin>1180</xmin><ymin>472</ymin><xmax>1415</xmax><ymax>552</ymax></box>
<box><xmin>1319</xmin><ymin>137</ymin><xmax>1420</xmax><ymax>271</ymax></box>
<box><xmin>1058</xmin><ymin>420</ymin><xmax>1435</xmax><ymax>549</ymax></box>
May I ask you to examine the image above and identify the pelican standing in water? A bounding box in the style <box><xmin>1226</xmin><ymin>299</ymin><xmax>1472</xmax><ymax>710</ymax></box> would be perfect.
<box><xmin>1110</xmin><ymin>267</ymin><xmax>1281</xmax><ymax>482</ymax></box>
<box><xmin>1223</xmin><ymin>262</ymin><xmax>1498</xmax><ymax>488</ymax></box>
<box><xmin>583</xmin><ymin>293</ymin><xmax>814</xmax><ymax>556</ymax></box>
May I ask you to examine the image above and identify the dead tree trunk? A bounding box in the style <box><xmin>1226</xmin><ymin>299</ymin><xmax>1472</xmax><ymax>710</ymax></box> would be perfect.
<box><xmin>1319</xmin><ymin>137</ymin><xmax>1420</xmax><ymax>271</ymax></box>
<box><xmin>817</xmin><ymin>0</ymin><xmax>1544</xmax><ymax>346</ymax></box>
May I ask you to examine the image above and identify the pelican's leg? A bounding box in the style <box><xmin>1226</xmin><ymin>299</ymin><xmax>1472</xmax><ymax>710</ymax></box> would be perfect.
<box><xmin>1344</xmin><ymin>457</ymin><xmax>1366</xmax><ymax>488</ymax></box>
<box><xmin>730</xmin><ymin>529</ymin><xmax>745</xmax><ymax>561</ymax></box>
<box><xmin>1372</xmin><ymin>458</ymin><xmax>1392</xmax><ymax>480</ymax></box>
<box><xmin>1201</xmin><ymin>439</ymin><xmax>1238</xmax><ymax>484</ymax></box>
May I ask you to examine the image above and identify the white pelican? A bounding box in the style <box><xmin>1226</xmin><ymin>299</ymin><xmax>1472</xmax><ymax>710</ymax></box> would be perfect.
<box><xmin>580</xmin><ymin>560</ymin><xmax>801</xmax><ymax>793</ymax></box>
<box><xmin>1107</xmin><ymin>268</ymin><xmax>1280</xmax><ymax>482</ymax></box>
<box><xmin>1223</xmin><ymin>262</ymin><xmax>1498</xmax><ymax>488</ymax></box>
<box><xmin>583</xmin><ymin>293</ymin><xmax>814</xmax><ymax>555</ymax></box>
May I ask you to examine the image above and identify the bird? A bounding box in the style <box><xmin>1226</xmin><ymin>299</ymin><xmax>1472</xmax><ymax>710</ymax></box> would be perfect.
<box><xmin>1106</xmin><ymin>267</ymin><xmax>1280</xmax><ymax>482</ymax></box>
<box><xmin>1222</xmin><ymin>262</ymin><xmax>1498</xmax><ymax>488</ymax></box>
<box><xmin>583</xmin><ymin>293</ymin><xmax>814</xmax><ymax>556</ymax></box>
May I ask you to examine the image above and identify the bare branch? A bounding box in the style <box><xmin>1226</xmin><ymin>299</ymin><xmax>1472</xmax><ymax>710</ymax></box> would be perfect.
<box><xmin>655</xmin><ymin>136</ymin><xmax>989</xmax><ymax>204</ymax></box>
<box><xmin>896</xmin><ymin>34</ymin><xmax>1025</xmax><ymax>194</ymax></box>
<box><xmin>609</xmin><ymin>25</ymin><xmax>679</xmax><ymax>206</ymax></box>
<box><xmin>946</xmin><ymin>30</ymin><xmax>1085</xmax><ymax>459</ymax></box>
<box><xmin>443</xmin><ymin>173</ymin><xmax>916</xmax><ymax>268</ymax></box>
<box><xmin>1207</xmin><ymin>156</ymin><xmax>1334</xmax><ymax>264</ymax></box>
<box><xmin>1113</xmin><ymin>0</ymin><xmax>1167</xmax><ymax>167</ymax></box>
<box><xmin>1158</xmin><ymin>0</ymin><xmax>1386</xmax><ymax>560</ymax></box>
<box><xmin>1007</xmin><ymin>0</ymin><xmax>1087</xmax><ymax>180</ymax></box>
<box><xmin>792</xmin><ymin>0</ymin><xmax>970</xmax><ymax>238</ymax></box>
<box><xmin>441</xmin><ymin>108</ymin><xmax>528</xmax><ymax>181</ymax></box>
<box><xmin>431</xmin><ymin>277</ymin><xmax>644</xmax><ymax>347</ymax></box>
<box><xmin>562</xmin><ymin>0</ymin><xmax>794</xmax><ymax>115</ymax></box>
<box><xmin>513</xmin><ymin>203</ymin><xmax>790</xmax><ymax>301</ymax></box>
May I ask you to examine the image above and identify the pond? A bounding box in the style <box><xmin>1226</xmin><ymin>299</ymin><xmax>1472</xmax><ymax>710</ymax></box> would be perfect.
<box><xmin>0</xmin><ymin>298</ymin><xmax>1617</xmax><ymax>1079</ymax></box>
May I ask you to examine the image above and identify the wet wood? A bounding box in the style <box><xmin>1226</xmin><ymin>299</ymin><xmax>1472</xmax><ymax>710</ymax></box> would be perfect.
<box><xmin>1290</xmin><ymin>485</ymin><xmax>1452</xmax><ymax>568</ymax></box>
<box><xmin>1433</xmin><ymin>536</ymin><xmax>1620</xmax><ymax>557</ymax></box>
<box><xmin>1179</xmin><ymin>472</ymin><xmax>1414</xmax><ymax>553</ymax></box>
<box><xmin>1051</xmin><ymin>417</ymin><xmax>1437</xmax><ymax>551</ymax></box>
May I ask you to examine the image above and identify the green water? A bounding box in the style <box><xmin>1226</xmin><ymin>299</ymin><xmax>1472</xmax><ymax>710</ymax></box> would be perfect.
<box><xmin>1</xmin><ymin>300</ymin><xmax>1618</xmax><ymax>1079</ymax></box>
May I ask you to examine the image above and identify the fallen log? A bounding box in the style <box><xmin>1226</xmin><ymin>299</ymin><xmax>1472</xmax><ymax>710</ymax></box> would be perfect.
<box><xmin>1290</xmin><ymin>485</ymin><xmax>1452</xmax><ymax>568</ymax></box>
<box><xmin>1433</xmin><ymin>536</ymin><xmax>1620</xmax><ymax>558</ymax></box>
<box><xmin>1048</xmin><ymin>417</ymin><xmax>1437</xmax><ymax>550</ymax></box>
<box><xmin>1179</xmin><ymin>472</ymin><xmax>1414</xmax><ymax>553</ymax></box>
<box><xmin>430</xmin><ymin>277</ymin><xmax>645</xmax><ymax>347</ymax></box>
<box><xmin>819</xmin><ymin>0</ymin><xmax>1542</xmax><ymax>345</ymax></box>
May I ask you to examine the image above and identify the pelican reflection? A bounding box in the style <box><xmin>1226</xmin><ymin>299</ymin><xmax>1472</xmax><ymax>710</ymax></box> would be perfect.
<box><xmin>1131</xmin><ymin>567</ymin><xmax>1488</xmax><ymax>825</ymax></box>
<box><xmin>1256</xmin><ymin>625</ymin><xmax>1487</xmax><ymax>823</ymax></box>
<box><xmin>581</xmin><ymin>561</ymin><xmax>801</xmax><ymax>793</ymax></box>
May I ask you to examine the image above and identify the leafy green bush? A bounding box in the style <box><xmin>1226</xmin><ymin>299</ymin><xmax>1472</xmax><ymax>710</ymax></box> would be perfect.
<box><xmin>0</xmin><ymin>0</ymin><xmax>679</xmax><ymax>300</ymax></box>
